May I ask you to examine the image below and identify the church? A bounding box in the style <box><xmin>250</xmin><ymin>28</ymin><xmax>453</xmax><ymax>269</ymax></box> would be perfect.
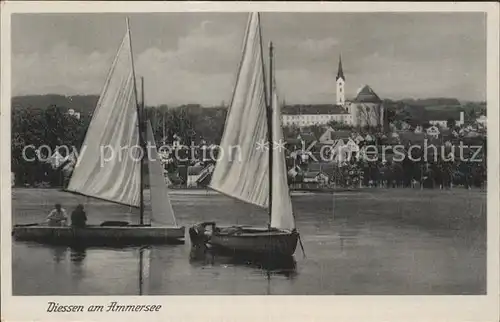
<box><xmin>281</xmin><ymin>55</ymin><xmax>385</xmax><ymax>129</ymax></box>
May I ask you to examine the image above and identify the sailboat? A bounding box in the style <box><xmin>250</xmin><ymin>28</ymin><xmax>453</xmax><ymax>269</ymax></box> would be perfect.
<box><xmin>189</xmin><ymin>13</ymin><xmax>301</xmax><ymax>257</ymax></box>
<box><xmin>12</xmin><ymin>18</ymin><xmax>185</xmax><ymax>245</ymax></box>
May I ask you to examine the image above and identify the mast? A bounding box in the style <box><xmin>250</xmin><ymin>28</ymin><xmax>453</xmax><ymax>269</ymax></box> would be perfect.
<box><xmin>140</xmin><ymin>77</ymin><xmax>145</xmax><ymax>225</ymax></box>
<box><xmin>257</xmin><ymin>12</ymin><xmax>272</xmax><ymax>226</ymax></box>
<box><xmin>267</xmin><ymin>41</ymin><xmax>274</xmax><ymax>227</ymax></box>
<box><xmin>126</xmin><ymin>17</ymin><xmax>144</xmax><ymax>224</ymax></box>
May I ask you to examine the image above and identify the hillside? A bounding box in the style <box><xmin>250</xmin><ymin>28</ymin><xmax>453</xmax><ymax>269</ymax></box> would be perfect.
<box><xmin>11</xmin><ymin>94</ymin><xmax>100</xmax><ymax>115</ymax></box>
<box><xmin>383</xmin><ymin>97</ymin><xmax>485</xmax><ymax>124</ymax></box>
<box><xmin>398</xmin><ymin>97</ymin><xmax>461</xmax><ymax>107</ymax></box>
<box><xmin>11</xmin><ymin>94</ymin><xmax>485</xmax><ymax>122</ymax></box>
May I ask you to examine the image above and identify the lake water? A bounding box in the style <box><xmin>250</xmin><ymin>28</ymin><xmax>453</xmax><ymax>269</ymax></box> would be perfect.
<box><xmin>11</xmin><ymin>188</ymin><xmax>486</xmax><ymax>295</ymax></box>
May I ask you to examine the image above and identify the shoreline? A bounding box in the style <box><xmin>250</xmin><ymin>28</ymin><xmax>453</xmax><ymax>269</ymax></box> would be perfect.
<box><xmin>10</xmin><ymin>186</ymin><xmax>487</xmax><ymax>198</ymax></box>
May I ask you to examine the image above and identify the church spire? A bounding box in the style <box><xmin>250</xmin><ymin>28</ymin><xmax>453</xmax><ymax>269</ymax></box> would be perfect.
<box><xmin>336</xmin><ymin>54</ymin><xmax>346</xmax><ymax>107</ymax></box>
<box><xmin>336</xmin><ymin>54</ymin><xmax>345</xmax><ymax>81</ymax></box>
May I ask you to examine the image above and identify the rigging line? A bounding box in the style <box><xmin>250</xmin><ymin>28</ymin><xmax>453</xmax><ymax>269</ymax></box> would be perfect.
<box><xmin>298</xmin><ymin>233</ymin><xmax>306</xmax><ymax>258</ymax></box>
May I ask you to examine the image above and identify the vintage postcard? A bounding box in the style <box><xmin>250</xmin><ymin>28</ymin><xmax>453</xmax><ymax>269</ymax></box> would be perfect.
<box><xmin>1</xmin><ymin>1</ymin><xmax>499</xmax><ymax>322</ymax></box>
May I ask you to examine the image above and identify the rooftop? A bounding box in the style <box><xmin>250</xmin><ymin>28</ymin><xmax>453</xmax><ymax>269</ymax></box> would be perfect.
<box><xmin>297</xmin><ymin>132</ymin><xmax>317</xmax><ymax>142</ymax></box>
<box><xmin>336</xmin><ymin>55</ymin><xmax>345</xmax><ymax>81</ymax></box>
<box><xmin>318</xmin><ymin>127</ymin><xmax>352</xmax><ymax>142</ymax></box>
<box><xmin>187</xmin><ymin>165</ymin><xmax>204</xmax><ymax>175</ymax></box>
<box><xmin>353</xmin><ymin>85</ymin><xmax>382</xmax><ymax>103</ymax></box>
<box><xmin>303</xmin><ymin>171</ymin><xmax>326</xmax><ymax>179</ymax></box>
<box><xmin>282</xmin><ymin>104</ymin><xmax>347</xmax><ymax>115</ymax></box>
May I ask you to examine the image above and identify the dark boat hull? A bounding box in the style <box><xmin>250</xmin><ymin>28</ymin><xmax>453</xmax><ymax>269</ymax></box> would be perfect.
<box><xmin>12</xmin><ymin>224</ymin><xmax>185</xmax><ymax>246</ymax></box>
<box><xmin>189</xmin><ymin>222</ymin><xmax>299</xmax><ymax>257</ymax></box>
<box><xmin>189</xmin><ymin>246</ymin><xmax>298</xmax><ymax>277</ymax></box>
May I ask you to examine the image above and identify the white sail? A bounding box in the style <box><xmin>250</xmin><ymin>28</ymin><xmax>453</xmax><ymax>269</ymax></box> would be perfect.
<box><xmin>66</xmin><ymin>26</ymin><xmax>141</xmax><ymax>207</ymax></box>
<box><xmin>146</xmin><ymin>122</ymin><xmax>177</xmax><ymax>226</ymax></box>
<box><xmin>270</xmin><ymin>84</ymin><xmax>295</xmax><ymax>230</ymax></box>
<box><xmin>209</xmin><ymin>13</ymin><xmax>269</xmax><ymax>208</ymax></box>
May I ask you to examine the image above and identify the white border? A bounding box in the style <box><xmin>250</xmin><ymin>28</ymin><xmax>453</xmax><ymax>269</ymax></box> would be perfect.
<box><xmin>1</xmin><ymin>2</ymin><xmax>499</xmax><ymax>322</ymax></box>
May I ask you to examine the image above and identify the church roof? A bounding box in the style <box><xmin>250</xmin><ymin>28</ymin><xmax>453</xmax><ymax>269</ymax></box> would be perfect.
<box><xmin>336</xmin><ymin>55</ymin><xmax>345</xmax><ymax>81</ymax></box>
<box><xmin>354</xmin><ymin>85</ymin><xmax>382</xmax><ymax>103</ymax></box>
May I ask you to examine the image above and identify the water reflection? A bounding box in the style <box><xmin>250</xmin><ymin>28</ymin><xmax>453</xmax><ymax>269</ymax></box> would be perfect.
<box><xmin>337</xmin><ymin>218</ymin><xmax>363</xmax><ymax>251</ymax></box>
<box><xmin>12</xmin><ymin>190</ymin><xmax>487</xmax><ymax>295</ymax></box>
<box><xmin>70</xmin><ymin>247</ymin><xmax>87</xmax><ymax>264</ymax></box>
<box><xmin>69</xmin><ymin>247</ymin><xmax>87</xmax><ymax>281</ymax></box>
<box><xmin>51</xmin><ymin>246</ymin><xmax>67</xmax><ymax>263</ymax></box>
<box><xmin>189</xmin><ymin>246</ymin><xmax>298</xmax><ymax>279</ymax></box>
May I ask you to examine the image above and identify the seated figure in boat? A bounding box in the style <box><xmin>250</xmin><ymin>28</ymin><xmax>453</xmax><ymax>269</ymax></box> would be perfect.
<box><xmin>46</xmin><ymin>203</ymin><xmax>68</xmax><ymax>226</ymax></box>
<box><xmin>71</xmin><ymin>204</ymin><xmax>87</xmax><ymax>228</ymax></box>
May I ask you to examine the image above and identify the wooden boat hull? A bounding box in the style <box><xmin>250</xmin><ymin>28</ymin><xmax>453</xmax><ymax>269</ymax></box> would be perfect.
<box><xmin>12</xmin><ymin>224</ymin><xmax>185</xmax><ymax>246</ymax></box>
<box><xmin>189</xmin><ymin>246</ymin><xmax>298</xmax><ymax>276</ymax></box>
<box><xmin>189</xmin><ymin>222</ymin><xmax>299</xmax><ymax>257</ymax></box>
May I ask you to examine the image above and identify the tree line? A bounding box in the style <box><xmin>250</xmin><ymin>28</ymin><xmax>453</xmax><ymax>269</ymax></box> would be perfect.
<box><xmin>11</xmin><ymin>103</ymin><xmax>227</xmax><ymax>187</ymax></box>
<box><xmin>289</xmin><ymin>157</ymin><xmax>487</xmax><ymax>190</ymax></box>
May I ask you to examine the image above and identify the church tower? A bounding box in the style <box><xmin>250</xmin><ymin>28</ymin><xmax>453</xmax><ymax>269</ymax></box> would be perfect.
<box><xmin>336</xmin><ymin>55</ymin><xmax>346</xmax><ymax>107</ymax></box>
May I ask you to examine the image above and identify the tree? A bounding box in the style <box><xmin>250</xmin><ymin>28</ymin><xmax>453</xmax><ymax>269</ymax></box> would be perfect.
<box><xmin>385</xmin><ymin>108</ymin><xmax>397</xmax><ymax>125</ymax></box>
<box><xmin>306</xmin><ymin>124</ymin><xmax>325</xmax><ymax>140</ymax></box>
<box><xmin>392</xmin><ymin>120</ymin><xmax>403</xmax><ymax>131</ymax></box>
<box><xmin>446</xmin><ymin>118</ymin><xmax>456</xmax><ymax>129</ymax></box>
<box><xmin>283</xmin><ymin>125</ymin><xmax>301</xmax><ymax>139</ymax></box>
<box><xmin>465</xmin><ymin>109</ymin><xmax>477</xmax><ymax>126</ymax></box>
<box><xmin>355</xmin><ymin>102</ymin><xmax>383</xmax><ymax>130</ymax></box>
<box><xmin>326</xmin><ymin>120</ymin><xmax>353</xmax><ymax>131</ymax></box>
<box><xmin>11</xmin><ymin>103</ymin><xmax>90</xmax><ymax>186</ymax></box>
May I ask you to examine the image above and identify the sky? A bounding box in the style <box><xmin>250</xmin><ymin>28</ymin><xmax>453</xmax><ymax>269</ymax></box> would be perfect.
<box><xmin>11</xmin><ymin>12</ymin><xmax>486</xmax><ymax>105</ymax></box>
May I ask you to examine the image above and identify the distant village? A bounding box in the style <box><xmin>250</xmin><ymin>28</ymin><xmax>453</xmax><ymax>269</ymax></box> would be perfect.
<box><xmin>11</xmin><ymin>55</ymin><xmax>487</xmax><ymax>190</ymax></box>
<box><xmin>139</xmin><ymin>56</ymin><xmax>486</xmax><ymax>190</ymax></box>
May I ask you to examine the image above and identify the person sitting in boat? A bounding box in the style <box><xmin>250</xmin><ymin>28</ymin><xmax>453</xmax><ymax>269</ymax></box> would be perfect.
<box><xmin>46</xmin><ymin>203</ymin><xmax>68</xmax><ymax>226</ymax></box>
<box><xmin>71</xmin><ymin>204</ymin><xmax>87</xmax><ymax>228</ymax></box>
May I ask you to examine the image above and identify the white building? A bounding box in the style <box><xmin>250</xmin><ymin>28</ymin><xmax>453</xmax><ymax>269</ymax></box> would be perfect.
<box><xmin>67</xmin><ymin>108</ymin><xmax>81</xmax><ymax>120</ymax></box>
<box><xmin>428</xmin><ymin>110</ymin><xmax>465</xmax><ymax>128</ymax></box>
<box><xmin>347</xmin><ymin>85</ymin><xmax>384</xmax><ymax>128</ymax></box>
<box><xmin>426</xmin><ymin>125</ymin><xmax>441</xmax><ymax>139</ymax></box>
<box><xmin>281</xmin><ymin>55</ymin><xmax>352</xmax><ymax>127</ymax></box>
<box><xmin>282</xmin><ymin>105</ymin><xmax>350</xmax><ymax>127</ymax></box>
<box><xmin>281</xmin><ymin>55</ymin><xmax>386</xmax><ymax>129</ymax></box>
<box><xmin>476</xmin><ymin>115</ymin><xmax>486</xmax><ymax>128</ymax></box>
